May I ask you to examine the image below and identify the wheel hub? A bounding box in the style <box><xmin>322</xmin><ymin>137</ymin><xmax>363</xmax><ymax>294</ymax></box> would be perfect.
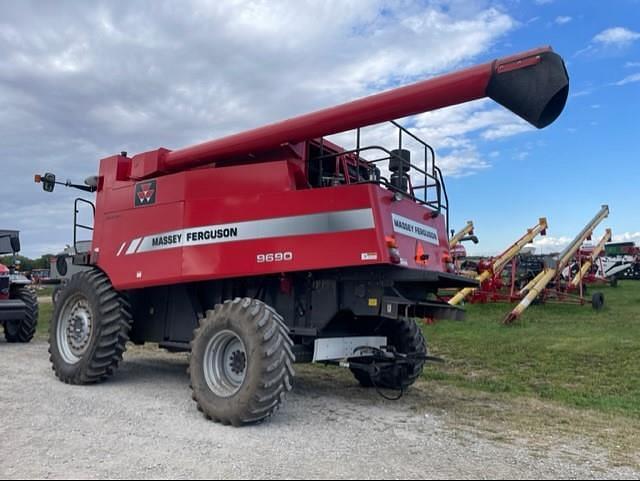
<box><xmin>203</xmin><ymin>330</ymin><xmax>248</xmax><ymax>398</ymax></box>
<box><xmin>57</xmin><ymin>295</ymin><xmax>93</xmax><ymax>364</ymax></box>
<box><xmin>66</xmin><ymin>307</ymin><xmax>92</xmax><ymax>354</ymax></box>
<box><xmin>229</xmin><ymin>350</ymin><xmax>246</xmax><ymax>376</ymax></box>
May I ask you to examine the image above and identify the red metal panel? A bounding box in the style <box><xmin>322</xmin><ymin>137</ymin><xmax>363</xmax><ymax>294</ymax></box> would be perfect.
<box><xmin>94</xmin><ymin>157</ymin><xmax>451</xmax><ymax>290</ymax></box>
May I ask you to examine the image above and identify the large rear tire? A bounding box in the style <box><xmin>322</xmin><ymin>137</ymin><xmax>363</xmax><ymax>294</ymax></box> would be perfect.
<box><xmin>351</xmin><ymin>317</ymin><xmax>427</xmax><ymax>390</ymax></box>
<box><xmin>49</xmin><ymin>269</ymin><xmax>132</xmax><ymax>384</ymax></box>
<box><xmin>4</xmin><ymin>287</ymin><xmax>38</xmax><ymax>343</ymax></box>
<box><xmin>189</xmin><ymin>298</ymin><xmax>295</xmax><ymax>427</ymax></box>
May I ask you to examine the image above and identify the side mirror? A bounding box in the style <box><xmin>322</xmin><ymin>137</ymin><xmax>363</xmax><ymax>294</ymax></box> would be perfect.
<box><xmin>10</xmin><ymin>236</ymin><xmax>20</xmax><ymax>253</ymax></box>
<box><xmin>35</xmin><ymin>173</ymin><xmax>57</xmax><ymax>192</ymax></box>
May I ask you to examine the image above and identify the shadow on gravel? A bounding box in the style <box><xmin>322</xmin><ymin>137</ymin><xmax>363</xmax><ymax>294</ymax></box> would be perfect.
<box><xmin>110</xmin><ymin>348</ymin><xmax>421</xmax><ymax>409</ymax></box>
<box><xmin>111</xmin><ymin>352</ymin><xmax>190</xmax><ymax>386</ymax></box>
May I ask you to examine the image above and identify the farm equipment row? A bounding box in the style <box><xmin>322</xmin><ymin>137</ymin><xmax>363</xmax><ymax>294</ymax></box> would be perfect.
<box><xmin>443</xmin><ymin>206</ymin><xmax>615</xmax><ymax>324</ymax></box>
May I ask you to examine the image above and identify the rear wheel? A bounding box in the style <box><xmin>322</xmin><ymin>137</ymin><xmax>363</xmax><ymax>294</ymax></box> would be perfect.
<box><xmin>189</xmin><ymin>298</ymin><xmax>295</xmax><ymax>427</ymax></box>
<box><xmin>4</xmin><ymin>287</ymin><xmax>38</xmax><ymax>343</ymax></box>
<box><xmin>350</xmin><ymin>317</ymin><xmax>427</xmax><ymax>390</ymax></box>
<box><xmin>49</xmin><ymin>269</ymin><xmax>132</xmax><ymax>384</ymax></box>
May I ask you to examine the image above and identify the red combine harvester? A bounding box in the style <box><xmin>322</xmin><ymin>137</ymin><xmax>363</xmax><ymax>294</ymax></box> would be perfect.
<box><xmin>37</xmin><ymin>47</ymin><xmax>569</xmax><ymax>426</ymax></box>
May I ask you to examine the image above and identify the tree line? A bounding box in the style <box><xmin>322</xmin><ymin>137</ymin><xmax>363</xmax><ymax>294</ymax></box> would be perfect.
<box><xmin>0</xmin><ymin>254</ymin><xmax>54</xmax><ymax>272</ymax></box>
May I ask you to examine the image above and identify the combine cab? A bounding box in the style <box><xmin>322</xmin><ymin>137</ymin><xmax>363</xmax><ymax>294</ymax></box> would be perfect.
<box><xmin>37</xmin><ymin>46</ymin><xmax>569</xmax><ymax>425</ymax></box>
<box><xmin>0</xmin><ymin>231</ymin><xmax>38</xmax><ymax>343</ymax></box>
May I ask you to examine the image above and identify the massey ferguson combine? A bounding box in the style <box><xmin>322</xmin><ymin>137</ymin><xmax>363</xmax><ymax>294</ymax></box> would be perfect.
<box><xmin>0</xmin><ymin>230</ymin><xmax>38</xmax><ymax>343</ymax></box>
<box><xmin>37</xmin><ymin>46</ymin><xmax>569</xmax><ymax>426</ymax></box>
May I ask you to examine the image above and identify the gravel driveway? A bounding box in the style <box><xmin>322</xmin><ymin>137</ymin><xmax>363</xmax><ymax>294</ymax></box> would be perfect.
<box><xmin>1</xmin><ymin>340</ymin><xmax>637</xmax><ymax>480</ymax></box>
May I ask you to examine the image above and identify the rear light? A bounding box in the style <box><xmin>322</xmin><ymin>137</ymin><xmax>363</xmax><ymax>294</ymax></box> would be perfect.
<box><xmin>386</xmin><ymin>236</ymin><xmax>401</xmax><ymax>264</ymax></box>
<box><xmin>415</xmin><ymin>242</ymin><xmax>429</xmax><ymax>265</ymax></box>
<box><xmin>385</xmin><ymin>236</ymin><xmax>397</xmax><ymax>248</ymax></box>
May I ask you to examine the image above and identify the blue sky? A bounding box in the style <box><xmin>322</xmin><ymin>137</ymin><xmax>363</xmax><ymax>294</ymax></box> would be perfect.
<box><xmin>445</xmin><ymin>0</ymin><xmax>640</xmax><ymax>255</ymax></box>
<box><xmin>0</xmin><ymin>0</ymin><xmax>638</xmax><ymax>258</ymax></box>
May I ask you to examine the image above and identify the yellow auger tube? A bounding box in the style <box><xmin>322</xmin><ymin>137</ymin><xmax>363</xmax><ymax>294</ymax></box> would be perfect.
<box><xmin>504</xmin><ymin>268</ymin><xmax>557</xmax><ymax>323</ymax></box>
<box><xmin>519</xmin><ymin>270</ymin><xmax>546</xmax><ymax>296</ymax></box>
<box><xmin>448</xmin><ymin>218</ymin><xmax>548</xmax><ymax>306</ymax></box>
<box><xmin>570</xmin><ymin>228</ymin><xmax>612</xmax><ymax>287</ymax></box>
<box><xmin>504</xmin><ymin>205</ymin><xmax>610</xmax><ymax>324</ymax></box>
<box><xmin>449</xmin><ymin>221</ymin><xmax>475</xmax><ymax>249</ymax></box>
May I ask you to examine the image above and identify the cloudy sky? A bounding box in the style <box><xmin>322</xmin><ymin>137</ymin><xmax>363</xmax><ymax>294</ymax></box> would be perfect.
<box><xmin>0</xmin><ymin>0</ymin><xmax>638</xmax><ymax>257</ymax></box>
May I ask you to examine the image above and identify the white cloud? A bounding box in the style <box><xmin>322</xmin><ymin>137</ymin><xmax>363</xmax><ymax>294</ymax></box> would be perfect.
<box><xmin>555</xmin><ymin>16</ymin><xmax>572</xmax><ymax>25</ymax></box>
<box><xmin>593</xmin><ymin>27</ymin><xmax>640</xmax><ymax>46</ymax></box>
<box><xmin>613</xmin><ymin>232</ymin><xmax>640</xmax><ymax>243</ymax></box>
<box><xmin>535</xmin><ymin>0</ymin><xmax>554</xmax><ymax>4</ymax></box>
<box><xmin>571</xmin><ymin>88</ymin><xmax>594</xmax><ymax>98</ymax></box>
<box><xmin>626</xmin><ymin>61</ymin><xmax>640</xmax><ymax>68</ymax></box>
<box><xmin>532</xmin><ymin>236</ymin><xmax>572</xmax><ymax>253</ymax></box>
<box><xmin>615</xmin><ymin>73</ymin><xmax>640</xmax><ymax>86</ymax></box>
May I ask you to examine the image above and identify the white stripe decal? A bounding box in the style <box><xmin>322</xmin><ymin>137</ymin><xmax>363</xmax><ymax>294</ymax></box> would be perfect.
<box><xmin>125</xmin><ymin>238</ymin><xmax>143</xmax><ymax>255</ymax></box>
<box><xmin>125</xmin><ymin>208</ymin><xmax>375</xmax><ymax>255</ymax></box>
<box><xmin>116</xmin><ymin>242</ymin><xmax>127</xmax><ymax>257</ymax></box>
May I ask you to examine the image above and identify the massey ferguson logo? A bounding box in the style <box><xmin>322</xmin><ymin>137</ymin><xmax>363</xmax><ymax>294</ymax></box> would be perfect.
<box><xmin>135</xmin><ymin>181</ymin><xmax>157</xmax><ymax>207</ymax></box>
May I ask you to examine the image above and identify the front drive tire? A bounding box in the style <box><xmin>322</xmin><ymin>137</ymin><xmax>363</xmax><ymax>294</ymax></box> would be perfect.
<box><xmin>189</xmin><ymin>298</ymin><xmax>295</xmax><ymax>427</ymax></box>
<box><xmin>49</xmin><ymin>269</ymin><xmax>132</xmax><ymax>384</ymax></box>
<box><xmin>4</xmin><ymin>287</ymin><xmax>38</xmax><ymax>343</ymax></box>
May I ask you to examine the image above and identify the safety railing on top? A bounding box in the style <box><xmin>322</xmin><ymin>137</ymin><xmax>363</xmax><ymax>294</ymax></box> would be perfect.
<box><xmin>315</xmin><ymin>121</ymin><xmax>450</xmax><ymax>235</ymax></box>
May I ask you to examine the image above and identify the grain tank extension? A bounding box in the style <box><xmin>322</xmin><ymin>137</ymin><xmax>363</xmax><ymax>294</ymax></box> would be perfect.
<box><xmin>38</xmin><ymin>46</ymin><xmax>569</xmax><ymax>426</ymax></box>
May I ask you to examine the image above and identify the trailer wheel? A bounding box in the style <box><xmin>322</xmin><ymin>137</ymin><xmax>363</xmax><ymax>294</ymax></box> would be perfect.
<box><xmin>49</xmin><ymin>269</ymin><xmax>132</xmax><ymax>384</ymax></box>
<box><xmin>4</xmin><ymin>288</ymin><xmax>38</xmax><ymax>343</ymax></box>
<box><xmin>608</xmin><ymin>276</ymin><xmax>618</xmax><ymax>288</ymax></box>
<box><xmin>591</xmin><ymin>292</ymin><xmax>605</xmax><ymax>310</ymax></box>
<box><xmin>189</xmin><ymin>298</ymin><xmax>295</xmax><ymax>427</ymax></box>
<box><xmin>351</xmin><ymin>317</ymin><xmax>427</xmax><ymax>391</ymax></box>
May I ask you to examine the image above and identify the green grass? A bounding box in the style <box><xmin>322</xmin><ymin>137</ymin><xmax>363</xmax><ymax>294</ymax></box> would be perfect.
<box><xmin>35</xmin><ymin>285</ymin><xmax>55</xmax><ymax>297</ymax></box>
<box><xmin>423</xmin><ymin>281</ymin><xmax>640</xmax><ymax>418</ymax></box>
<box><xmin>37</xmin><ymin>301</ymin><xmax>52</xmax><ymax>336</ymax></box>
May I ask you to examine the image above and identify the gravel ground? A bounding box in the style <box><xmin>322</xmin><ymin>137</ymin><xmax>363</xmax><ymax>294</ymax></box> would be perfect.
<box><xmin>1</xmin><ymin>340</ymin><xmax>637</xmax><ymax>480</ymax></box>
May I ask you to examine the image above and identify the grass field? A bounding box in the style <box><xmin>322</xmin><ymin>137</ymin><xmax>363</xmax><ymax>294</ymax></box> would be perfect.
<box><xmin>36</xmin><ymin>281</ymin><xmax>640</xmax><ymax>419</ymax></box>
<box><xmin>422</xmin><ymin>281</ymin><xmax>640</xmax><ymax>419</ymax></box>
<box><xmin>37</xmin><ymin>301</ymin><xmax>53</xmax><ymax>336</ymax></box>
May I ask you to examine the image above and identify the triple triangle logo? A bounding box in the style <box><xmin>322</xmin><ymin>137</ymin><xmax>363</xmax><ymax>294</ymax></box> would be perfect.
<box><xmin>135</xmin><ymin>180</ymin><xmax>157</xmax><ymax>207</ymax></box>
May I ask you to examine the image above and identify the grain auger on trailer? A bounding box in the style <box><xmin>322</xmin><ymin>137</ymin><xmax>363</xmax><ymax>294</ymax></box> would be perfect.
<box><xmin>449</xmin><ymin>221</ymin><xmax>478</xmax><ymax>275</ymax></box>
<box><xmin>450</xmin><ymin>221</ymin><xmax>477</xmax><ymax>249</ymax></box>
<box><xmin>504</xmin><ymin>205</ymin><xmax>609</xmax><ymax>324</ymax></box>
<box><xmin>448</xmin><ymin>218</ymin><xmax>548</xmax><ymax>306</ymax></box>
<box><xmin>36</xmin><ymin>46</ymin><xmax>569</xmax><ymax>426</ymax></box>
<box><xmin>569</xmin><ymin>229</ymin><xmax>613</xmax><ymax>288</ymax></box>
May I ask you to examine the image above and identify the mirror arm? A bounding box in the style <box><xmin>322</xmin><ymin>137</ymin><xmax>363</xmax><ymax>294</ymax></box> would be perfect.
<box><xmin>60</xmin><ymin>181</ymin><xmax>96</xmax><ymax>193</ymax></box>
